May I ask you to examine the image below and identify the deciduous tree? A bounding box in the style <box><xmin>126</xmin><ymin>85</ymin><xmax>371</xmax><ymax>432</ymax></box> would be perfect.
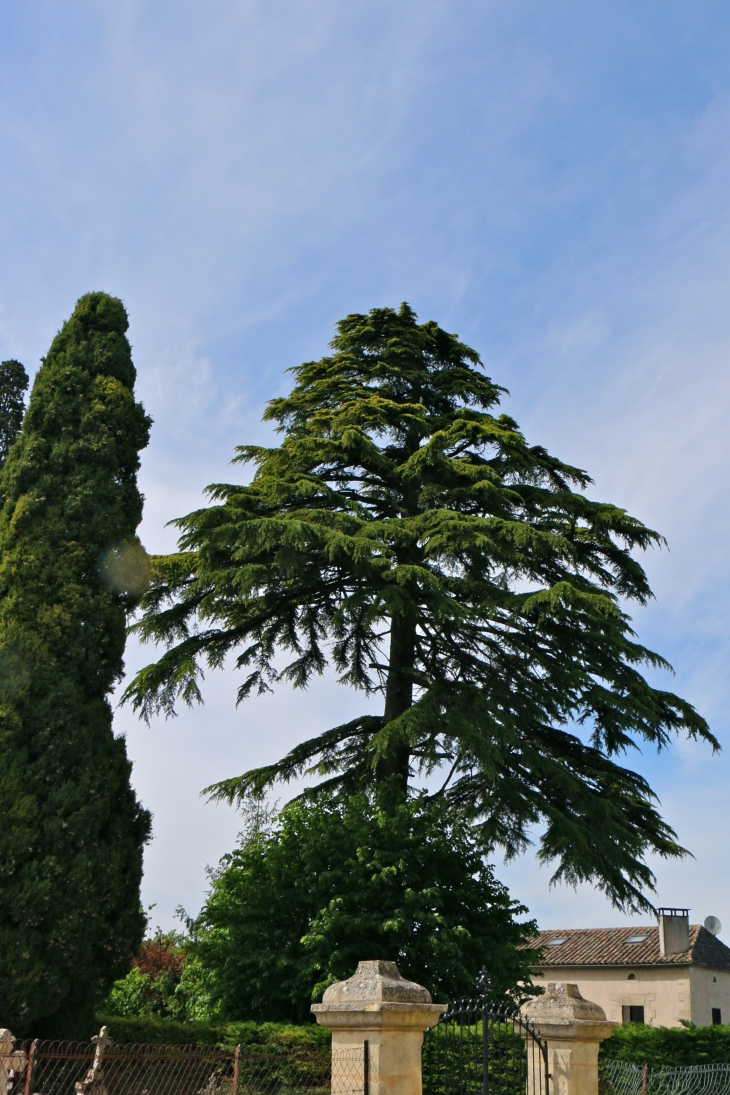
<box><xmin>190</xmin><ymin>792</ymin><xmax>538</xmax><ymax>1022</ymax></box>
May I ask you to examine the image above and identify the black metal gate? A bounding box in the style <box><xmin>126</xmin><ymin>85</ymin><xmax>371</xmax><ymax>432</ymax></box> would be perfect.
<box><xmin>422</xmin><ymin>974</ymin><xmax>550</xmax><ymax>1095</ymax></box>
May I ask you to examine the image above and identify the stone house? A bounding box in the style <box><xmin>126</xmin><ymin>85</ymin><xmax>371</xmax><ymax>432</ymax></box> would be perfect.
<box><xmin>528</xmin><ymin>909</ymin><xmax>730</xmax><ymax>1027</ymax></box>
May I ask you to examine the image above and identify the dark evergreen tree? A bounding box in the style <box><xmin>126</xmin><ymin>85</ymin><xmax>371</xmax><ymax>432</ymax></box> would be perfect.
<box><xmin>191</xmin><ymin>792</ymin><xmax>539</xmax><ymax>1022</ymax></box>
<box><xmin>0</xmin><ymin>359</ymin><xmax>29</xmax><ymax>466</ymax></box>
<box><xmin>126</xmin><ymin>303</ymin><xmax>716</xmax><ymax>913</ymax></box>
<box><xmin>0</xmin><ymin>293</ymin><xmax>152</xmax><ymax>1037</ymax></box>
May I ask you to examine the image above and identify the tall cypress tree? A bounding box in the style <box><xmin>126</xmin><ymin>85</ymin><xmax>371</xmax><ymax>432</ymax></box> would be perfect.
<box><xmin>0</xmin><ymin>293</ymin><xmax>152</xmax><ymax>1037</ymax></box>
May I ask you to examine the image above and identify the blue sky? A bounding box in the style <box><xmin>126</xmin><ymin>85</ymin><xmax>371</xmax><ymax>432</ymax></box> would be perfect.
<box><xmin>2</xmin><ymin>0</ymin><xmax>730</xmax><ymax>937</ymax></box>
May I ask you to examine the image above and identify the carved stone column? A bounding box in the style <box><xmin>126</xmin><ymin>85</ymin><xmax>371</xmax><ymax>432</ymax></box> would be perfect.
<box><xmin>522</xmin><ymin>983</ymin><xmax>617</xmax><ymax>1095</ymax></box>
<box><xmin>311</xmin><ymin>961</ymin><xmax>446</xmax><ymax>1095</ymax></box>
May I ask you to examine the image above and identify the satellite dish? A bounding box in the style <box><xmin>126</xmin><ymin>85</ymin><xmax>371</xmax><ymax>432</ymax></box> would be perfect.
<box><xmin>705</xmin><ymin>916</ymin><xmax>722</xmax><ymax>937</ymax></box>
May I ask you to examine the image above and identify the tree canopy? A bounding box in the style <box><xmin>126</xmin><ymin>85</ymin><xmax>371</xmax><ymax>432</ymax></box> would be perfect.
<box><xmin>188</xmin><ymin>791</ymin><xmax>538</xmax><ymax>1022</ymax></box>
<box><xmin>0</xmin><ymin>359</ymin><xmax>29</xmax><ymax>467</ymax></box>
<box><xmin>0</xmin><ymin>292</ymin><xmax>152</xmax><ymax>1036</ymax></box>
<box><xmin>126</xmin><ymin>303</ymin><xmax>716</xmax><ymax>913</ymax></box>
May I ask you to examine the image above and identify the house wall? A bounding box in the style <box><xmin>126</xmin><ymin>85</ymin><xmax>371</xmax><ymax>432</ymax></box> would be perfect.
<box><xmin>689</xmin><ymin>966</ymin><xmax>730</xmax><ymax>1026</ymax></box>
<box><xmin>530</xmin><ymin>966</ymin><xmax>691</xmax><ymax>1027</ymax></box>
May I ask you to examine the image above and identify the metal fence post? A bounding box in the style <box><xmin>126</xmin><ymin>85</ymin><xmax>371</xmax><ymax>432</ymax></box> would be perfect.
<box><xmin>22</xmin><ymin>1041</ymin><xmax>37</xmax><ymax>1095</ymax></box>
<box><xmin>233</xmin><ymin>1044</ymin><xmax>240</xmax><ymax>1095</ymax></box>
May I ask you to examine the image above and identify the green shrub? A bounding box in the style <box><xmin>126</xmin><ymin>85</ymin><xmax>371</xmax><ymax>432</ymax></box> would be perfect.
<box><xmin>99</xmin><ymin>932</ymin><xmax>220</xmax><ymax>1023</ymax></box>
<box><xmin>102</xmin><ymin>969</ymin><xmax>155</xmax><ymax>1019</ymax></box>
<box><xmin>96</xmin><ymin>1014</ymin><xmax>331</xmax><ymax>1048</ymax></box>
<box><xmin>96</xmin><ymin>1014</ymin><xmax>222</xmax><ymax>1045</ymax></box>
<box><xmin>600</xmin><ymin>1024</ymin><xmax>730</xmax><ymax>1067</ymax></box>
<box><xmin>191</xmin><ymin>792</ymin><xmax>538</xmax><ymax>1023</ymax></box>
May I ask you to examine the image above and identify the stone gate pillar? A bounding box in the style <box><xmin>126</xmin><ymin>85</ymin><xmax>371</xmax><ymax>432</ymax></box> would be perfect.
<box><xmin>312</xmin><ymin>961</ymin><xmax>446</xmax><ymax>1095</ymax></box>
<box><xmin>0</xmin><ymin>1030</ymin><xmax>28</xmax><ymax>1094</ymax></box>
<box><xmin>521</xmin><ymin>983</ymin><xmax>616</xmax><ymax>1095</ymax></box>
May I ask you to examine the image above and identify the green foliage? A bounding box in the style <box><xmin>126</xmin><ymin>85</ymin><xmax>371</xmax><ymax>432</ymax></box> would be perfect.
<box><xmin>423</xmin><ymin>1020</ymin><xmax>530</xmax><ymax>1095</ymax></box>
<box><xmin>189</xmin><ymin>791</ymin><xmax>538</xmax><ymax>1023</ymax></box>
<box><xmin>103</xmin><ymin>967</ymin><xmax>154</xmax><ymax>1019</ymax></box>
<box><xmin>600</xmin><ymin>1023</ymin><xmax>730</xmax><ymax>1067</ymax></box>
<box><xmin>126</xmin><ymin>303</ymin><xmax>716</xmax><ymax>913</ymax></box>
<box><xmin>96</xmin><ymin>1013</ymin><xmax>330</xmax><ymax>1047</ymax></box>
<box><xmin>0</xmin><ymin>293</ymin><xmax>152</xmax><ymax>1037</ymax></box>
<box><xmin>97</xmin><ymin>1012</ymin><xmax>223</xmax><ymax>1045</ymax></box>
<box><xmin>0</xmin><ymin>359</ymin><xmax>28</xmax><ymax>466</ymax></box>
<box><xmin>100</xmin><ymin>930</ymin><xmax>222</xmax><ymax>1022</ymax></box>
<box><xmin>176</xmin><ymin>955</ymin><xmax>224</xmax><ymax>1023</ymax></box>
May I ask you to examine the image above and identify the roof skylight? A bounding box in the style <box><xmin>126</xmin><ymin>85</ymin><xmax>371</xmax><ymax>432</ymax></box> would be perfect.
<box><xmin>626</xmin><ymin>934</ymin><xmax>648</xmax><ymax>943</ymax></box>
<box><xmin>547</xmin><ymin>937</ymin><xmax>568</xmax><ymax>946</ymax></box>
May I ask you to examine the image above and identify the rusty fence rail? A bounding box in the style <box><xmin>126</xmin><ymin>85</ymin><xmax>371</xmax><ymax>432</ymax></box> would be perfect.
<box><xmin>1</xmin><ymin>1036</ymin><xmax>365</xmax><ymax>1095</ymax></box>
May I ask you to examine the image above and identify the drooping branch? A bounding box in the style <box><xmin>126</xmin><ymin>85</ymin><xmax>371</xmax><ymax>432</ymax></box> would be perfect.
<box><xmin>126</xmin><ymin>302</ymin><xmax>716</xmax><ymax>909</ymax></box>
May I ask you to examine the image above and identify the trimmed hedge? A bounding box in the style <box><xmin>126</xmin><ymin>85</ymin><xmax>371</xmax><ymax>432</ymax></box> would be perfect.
<box><xmin>600</xmin><ymin>1024</ymin><xmax>730</xmax><ymax>1067</ymax></box>
<box><xmin>97</xmin><ymin>1014</ymin><xmax>730</xmax><ymax>1068</ymax></box>
<box><xmin>95</xmin><ymin>1014</ymin><xmax>331</xmax><ymax>1048</ymax></box>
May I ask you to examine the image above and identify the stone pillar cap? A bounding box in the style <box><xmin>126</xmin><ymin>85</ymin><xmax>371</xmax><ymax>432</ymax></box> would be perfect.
<box><xmin>322</xmin><ymin>960</ymin><xmax>433</xmax><ymax>1004</ymax></box>
<box><xmin>522</xmin><ymin>982</ymin><xmax>608</xmax><ymax>1023</ymax></box>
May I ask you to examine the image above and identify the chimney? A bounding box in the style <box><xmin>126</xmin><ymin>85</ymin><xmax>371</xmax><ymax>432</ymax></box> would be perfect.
<box><xmin>658</xmin><ymin>907</ymin><xmax>690</xmax><ymax>955</ymax></box>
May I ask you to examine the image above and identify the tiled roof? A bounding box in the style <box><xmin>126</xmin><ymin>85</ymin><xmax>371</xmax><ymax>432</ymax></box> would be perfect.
<box><xmin>529</xmin><ymin>926</ymin><xmax>730</xmax><ymax>971</ymax></box>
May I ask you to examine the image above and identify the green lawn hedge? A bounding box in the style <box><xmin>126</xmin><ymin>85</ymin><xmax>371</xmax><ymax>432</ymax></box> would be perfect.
<box><xmin>97</xmin><ymin>1013</ymin><xmax>730</xmax><ymax>1067</ymax></box>
<box><xmin>599</xmin><ymin>1024</ymin><xmax>730</xmax><ymax>1067</ymax></box>
<box><xmin>95</xmin><ymin>1014</ymin><xmax>331</xmax><ymax>1048</ymax></box>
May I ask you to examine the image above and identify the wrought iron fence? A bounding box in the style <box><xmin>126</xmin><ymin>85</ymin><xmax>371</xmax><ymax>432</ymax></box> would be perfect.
<box><xmin>0</xmin><ymin>1034</ymin><xmax>365</xmax><ymax>1095</ymax></box>
<box><xmin>601</xmin><ymin>1058</ymin><xmax>730</xmax><ymax>1095</ymax></box>
<box><xmin>3</xmin><ymin>1040</ymin><xmax>237</xmax><ymax>1095</ymax></box>
<box><xmin>422</xmin><ymin>998</ymin><xmax>549</xmax><ymax>1095</ymax></box>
